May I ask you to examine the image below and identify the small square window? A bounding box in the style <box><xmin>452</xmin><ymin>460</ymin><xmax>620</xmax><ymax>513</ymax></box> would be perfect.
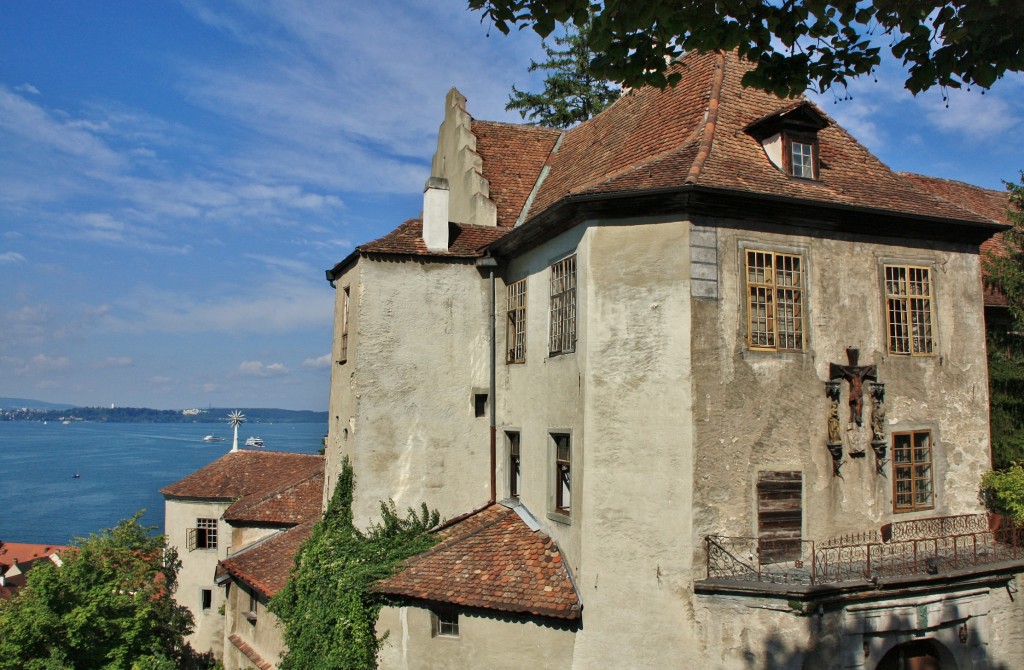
<box><xmin>431</xmin><ymin>606</ymin><xmax>459</xmax><ymax>638</ymax></box>
<box><xmin>201</xmin><ymin>589</ymin><xmax>213</xmax><ymax>610</ymax></box>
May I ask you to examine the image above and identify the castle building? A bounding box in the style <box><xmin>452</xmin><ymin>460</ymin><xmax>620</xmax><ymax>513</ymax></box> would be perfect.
<box><xmin>322</xmin><ymin>51</ymin><xmax>1024</xmax><ymax>669</ymax></box>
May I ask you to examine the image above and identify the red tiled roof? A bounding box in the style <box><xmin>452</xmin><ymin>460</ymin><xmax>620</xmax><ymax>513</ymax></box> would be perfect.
<box><xmin>523</xmin><ymin>51</ymin><xmax>997</xmax><ymax>228</ymax></box>
<box><xmin>0</xmin><ymin>542</ymin><xmax>67</xmax><ymax>566</ymax></box>
<box><xmin>223</xmin><ymin>469</ymin><xmax>323</xmax><ymax>525</ymax></box>
<box><xmin>220</xmin><ymin>522</ymin><xmax>312</xmax><ymax>599</ymax></box>
<box><xmin>376</xmin><ymin>504</ymin><xmax>581</xmax><ymax>620</ymax></box>
<box><xmin>902</xmin><ymin>173</ymin><xmax>1016</xmax><ymax>307</ymax></box>
<box><xmin>472</xmin><ymin>121</ymin><xmax>561</xmax><ymax>228</ymax></box>
<box><xmin>358</xmin><ymin>219</ymin><xmax>509</xmax><ymax>259</ymax></box>
<box><xmin>160</xmin><ymin>451</ymin><xmax>324</xmax><ymax>525</ymax></box>
<box><xmin>228</xmin><ymin>633</ymin><xmax>275</xmax><ymax>670</ymax></box>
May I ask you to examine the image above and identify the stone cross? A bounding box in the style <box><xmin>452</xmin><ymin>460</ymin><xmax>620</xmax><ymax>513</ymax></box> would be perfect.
<box><xmin>828</xmin><ymin>348</ymin><xmax>877</xmax><ymax>426</ymax></box>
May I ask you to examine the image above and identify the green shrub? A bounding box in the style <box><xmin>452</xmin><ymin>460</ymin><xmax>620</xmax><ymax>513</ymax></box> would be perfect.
<box><xmin>982</xmin><ymin>464</ymin><xmax>1024</xmax><ymax>524</ymax></box>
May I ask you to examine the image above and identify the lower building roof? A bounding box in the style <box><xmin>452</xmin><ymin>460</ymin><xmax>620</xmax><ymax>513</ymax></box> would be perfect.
<box><xmin>376</xmin><ymin>502</ymin><xmax>582</xmax><ymax>620</ymax></box>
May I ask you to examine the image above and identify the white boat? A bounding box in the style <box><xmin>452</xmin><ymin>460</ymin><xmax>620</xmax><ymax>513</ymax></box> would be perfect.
<box><xmin>245</xmin><ymin>436</ymin><xmax>265</xmax><ymax>447</ymax></box>
<box><xmin>203</xmin><ymin>435</ymin><xmax>225</xmax><ymax>442</ymax></box>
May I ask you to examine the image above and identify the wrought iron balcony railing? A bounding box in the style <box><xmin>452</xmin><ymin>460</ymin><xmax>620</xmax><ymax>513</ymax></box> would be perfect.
<box><xmin>705</xmin><ymin>514</ymin><xmax>1024</xmax><ymax>587</ymax></box>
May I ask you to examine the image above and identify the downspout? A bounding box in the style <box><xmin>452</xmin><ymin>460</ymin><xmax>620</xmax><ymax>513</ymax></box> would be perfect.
<box><xmin>476</xmin><ymin>255</ymin><xmax>499</xmax><ymax>504</ymax></box>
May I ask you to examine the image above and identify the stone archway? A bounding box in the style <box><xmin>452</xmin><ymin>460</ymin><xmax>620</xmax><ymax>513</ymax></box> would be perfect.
<box><xmin>876</xmin><ymin>639</ymin><xmax>957</xmax><ymax>670</ymax></box>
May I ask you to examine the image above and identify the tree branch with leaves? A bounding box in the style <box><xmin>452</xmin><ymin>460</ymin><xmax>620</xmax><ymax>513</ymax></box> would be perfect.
<box><xmin>472</xmin><ymin>0</ymin><xmax>1024</xmax><ymax>97</ymax></box>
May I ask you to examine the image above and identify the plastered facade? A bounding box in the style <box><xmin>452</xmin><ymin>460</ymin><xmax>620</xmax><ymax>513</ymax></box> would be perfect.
<box><xmin>376</xmin><ymin>605</ymin><xmax>576</xmax><ymax>670</ymax></box>
<box><xmin>222</xmin><ymin>581</ymin><xmax>287</xmax><ymax>670</ymax></box>
<box><xmin>325</xmin><ymin>257</ymin><xmax>493</xmax><ymax>525</ymax></box>
<box><xmin>164</xmin><ymin>498</ymin><xmax>228</xmax><ymax>656</ymax></box>
<box><xmin>325</xmin><ymin>211</ymin><xmax>1022</xmax><ymax>668</ymax></box>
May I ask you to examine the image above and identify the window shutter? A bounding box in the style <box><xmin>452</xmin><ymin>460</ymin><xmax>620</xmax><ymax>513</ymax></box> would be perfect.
<box><xmin>186</xmin><ymin>527</ymin><xmax>198</xmax><ymax>552</ymax></box>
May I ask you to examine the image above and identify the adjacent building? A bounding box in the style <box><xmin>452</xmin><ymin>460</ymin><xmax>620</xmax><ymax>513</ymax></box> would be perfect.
<box><xmin>324</xmin><ymin>51</ymin><xmax>1024</xmax><ymax>669</ymax></box>
<box><xmin>160</xmin><ymin>450</ymin><xmax>323</xmax><ymax>662</ymax></box>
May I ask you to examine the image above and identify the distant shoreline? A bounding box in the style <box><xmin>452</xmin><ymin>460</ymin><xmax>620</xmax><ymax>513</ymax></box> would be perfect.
<box><xmin>1</xmin><ymin>406</ymin><xmax>328</xmax><ymax>424</ymax></box>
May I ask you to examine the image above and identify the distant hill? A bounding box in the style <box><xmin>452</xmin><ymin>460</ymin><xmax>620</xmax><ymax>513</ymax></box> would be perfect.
<box><xmin>0</xmin><ymin>397</ymin><xmax>75</xmax><ymax>411</ymax></box>
<box><xmin>0</xmin><ymin>405</ymin><xmax>327</xmax><ymax>423</ymax></box>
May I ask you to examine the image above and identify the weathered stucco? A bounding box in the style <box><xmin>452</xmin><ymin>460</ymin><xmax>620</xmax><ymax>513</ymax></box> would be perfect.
<box><xmin>327</xmin><ymin>257</ymin><xmax>493</xmax><ymax>525</ymax></box>
<box><xmin>222</xmin><ymin>581</ymin><xmax>286</xmax><ymax>670</ymax></box>
<box><xmin>691</xmin><ymin>220</ymin><xmax>992</xmax><ymax>550</ymax></box>
<box><xmin>376</xmin><ymin>605</ymin><xmax>576</xmax><ymax>670</ymax></box>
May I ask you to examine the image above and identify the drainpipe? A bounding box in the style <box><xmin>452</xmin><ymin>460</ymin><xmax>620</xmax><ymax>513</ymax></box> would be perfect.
<box><xmin>476</xmin><ymin>256</ymin><xmax>499</xmax><ymax>505</ymax></box>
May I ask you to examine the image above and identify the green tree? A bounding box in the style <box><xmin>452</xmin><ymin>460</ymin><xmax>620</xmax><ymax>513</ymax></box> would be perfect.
<box><xmin>506</xmin><ymin>17</ymin><xmax>619</xmax><ymax>127</ymax></box>
<box><xmin>471</xmin><ymin>0</ymin><xmax>1024</xmax><ymax>97</ymax></box>
<box><xmin>270</xmin><ymin>457</ymin><xmax>439</xmax><ymax>670</ymax></box>
<box><xmin>0</xmin><ymin>514</ymin><xmax>195</xmax><ymax>670</ymax></box>
<box><xmin>985</xmin><ymin>175</ymin><xmax>1024</xmax><ymax>468</ymax></box>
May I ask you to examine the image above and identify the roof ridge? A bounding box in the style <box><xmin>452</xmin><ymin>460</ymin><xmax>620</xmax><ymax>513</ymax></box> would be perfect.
<box><xmin>684</xmin><ymin>51</ymin><xmax>727</xmax><ymax>184</ymax></box>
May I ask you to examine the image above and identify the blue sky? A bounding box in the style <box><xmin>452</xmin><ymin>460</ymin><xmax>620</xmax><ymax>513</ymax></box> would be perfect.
<box><xmin>2</xmin><ymin>2</ymin><xmax>1023</xmax><ymax>411</ymax></box>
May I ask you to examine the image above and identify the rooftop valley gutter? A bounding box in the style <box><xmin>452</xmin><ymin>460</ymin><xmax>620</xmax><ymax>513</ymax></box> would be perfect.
<box><xmin>477</xmin><ymin>255</ymin><xmax>499</xmax><ymax>505</ymax></box>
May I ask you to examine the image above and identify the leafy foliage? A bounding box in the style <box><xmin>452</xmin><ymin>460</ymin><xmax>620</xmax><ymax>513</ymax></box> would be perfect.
<box><xmin>506</xmin><ymin>16</ymin><xmax>619</xmax><ymax>127</ymax></box>
<box><xmin>985</xmin><ymin>175</ymin><xmax>1024</xmax><ymax>469</ymax></box>
<box><xmin>982</xmin><ymin>464</ymin><xmax>1024</xmax><ymax>525</ymax></box>
<box><xmin>0</xmin><ymin>514</ymin><xmax>196</xmax><ymax>670</ymax></box>
<box><xmin>471</xmin><ymin>0</ymin><xmax>1024</xmax><ymax>97</ymax></box>
<box><xmin>270</xmin><ymin>458</ymin><xmax>440</xmax><ymax>670</ymax></box>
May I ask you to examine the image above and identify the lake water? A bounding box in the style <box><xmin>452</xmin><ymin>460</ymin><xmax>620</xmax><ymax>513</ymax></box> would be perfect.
<box><xmin>0</xmin><ymin>421</ymin><xmax>327</xmax><ymax>545</ymax></box>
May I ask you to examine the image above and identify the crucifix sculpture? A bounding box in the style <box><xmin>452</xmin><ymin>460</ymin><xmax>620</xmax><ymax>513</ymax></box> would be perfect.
<box><xmin>829</xmin><ymin>348</ymin><xmax>876</xmax><ymax>426</ymax></box>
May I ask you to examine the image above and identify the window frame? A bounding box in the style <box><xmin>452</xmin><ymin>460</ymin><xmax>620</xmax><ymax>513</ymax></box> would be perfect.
<box><xmin>892</xmin><ymin>430</ymin><xmax>935</xmax><ymax>513</ymax></box>
<box><xmin>783</xmin><ymin>132</ymin><xmax>819</xmax><ymax>180</ymax></box>
<box><xmin>548</xmin><ymin>255</ymin><xmax>577</xmax><ymax>356</ymax></box>
<box><xmin>189</xmin><ymin>517</ymin><xmax>218</xmax><ymax>551</ymax></box>
<box><xmin>884</xmin><ymin>264</ymin><xmax>935</xmax><ymax>356</ymax></box>
<box><xmin>431</xmin><ymin>606</ymin><xmax>460</xmax><ymax>638</ymax></box>
<box><xmin>745</xmin><ymin>249</ymin><xmax>805</xmax><ymax>352</ymax></box>
<box><xmin>506</xmin><ymin>430</ymin><xmax>521</xmax><ymax>500</ymax></box>
<box><xmin>551</xmin><ymin>432</ymin><xmax>572</xmax><ymax>518</ymax></box>
<box><xmin>506</xmin><ymin>278</ymin><xmax>527</xmax><ymax>364</ymax></box>
<box><xmin>338</xmin><ymin>285</ymin><xmax>350</xmax><ymax>364</ymax></box>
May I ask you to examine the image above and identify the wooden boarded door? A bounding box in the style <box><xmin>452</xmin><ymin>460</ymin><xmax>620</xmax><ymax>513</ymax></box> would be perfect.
<box><xmin>757</xmin><ymin>471</ymin><xmax>803</xmax><ymax>563</ymax></box>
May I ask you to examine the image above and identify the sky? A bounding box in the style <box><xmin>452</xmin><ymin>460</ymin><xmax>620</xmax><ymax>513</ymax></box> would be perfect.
<box><xmin>1</xmin><ymin>2</ymin><xmax>1023</xmax><ymax>412</ymax></box>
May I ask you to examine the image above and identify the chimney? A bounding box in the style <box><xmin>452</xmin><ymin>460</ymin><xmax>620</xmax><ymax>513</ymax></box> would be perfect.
<box><xmin>422</xmin><ymin>177</ymin><xmax>450</xmax><ymax>252</ymax></box>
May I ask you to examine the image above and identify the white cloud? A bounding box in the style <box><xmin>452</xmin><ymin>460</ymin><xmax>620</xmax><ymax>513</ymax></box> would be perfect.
<box><xmin>238</xmin><ymin>360</ymin><xmax>289</xmax><ymax>377</ymax></box>
<box><xmin>302</xmin><ymin>353</ymin><xmax>331</xmax><ymax>368</ymax></box>
<box><xmin>18</xmin><ymin>353</ymin><xmax>70</xmax><ymax>374</ymax></box>
<box><xmin>150</xmin><ymin>375</ymin><xmax>174</xmax><ymax>384</ymax></box>
<box><xmin>922</xmin><ymin>92</ymin><xmax>1020</xmax><ymax>141</ymax></box>
<box><xmin>0</xmin><ymin>251</ymin><xmax>26</xmax><ymax>263</ymax></box>
<box><xmin>15</xmin><ymin>83</ymin><xmax>40</xmax><ymax>95</ymax></box>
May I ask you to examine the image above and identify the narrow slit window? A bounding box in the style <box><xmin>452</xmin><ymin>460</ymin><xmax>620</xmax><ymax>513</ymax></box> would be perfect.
<box><xmin>201</xmin><ymin>589</ymin><xmax>213</xmax><ymax>610</ymax></box>
<box><xmin>746</xmin><ymin>250</ymin><xmax>804</xmax><ymax>352</ymax></box>
<box><xmin>473</xmin><ymin>393</ymin><xmax>488</xmax><ymax>418</ymax></box>
<box><xmin>893</xmin><ymin>431</ymin><xmax>934</xmax><ymax>513</ymax></box>
<box><xmin>506</xmin><ymin>279</ymin><xmax>527</xmax><ymax>363</ymax></box>
<box><xmin>553</xmin><ymin>433</ymin><xmax>571</xmax><ymax>514</ymax></box>
<box><xmin>339</xmin><ymin>286</ymin><xmax>350</xmax><ymax>363</ymax></box>
<box><xmin>507</xmin><ymin>431</ymin><xmax>521</xmax><ymax>499</ymax></box>
<box><xmin>549</xmin><ymin>256</ymin><xmax>577</xmax><ymax>356</ymax></box>
<box><xmin>885</xmin><ymin>265</ymin><xmax>933</xmax><ymax>355</ymax></box>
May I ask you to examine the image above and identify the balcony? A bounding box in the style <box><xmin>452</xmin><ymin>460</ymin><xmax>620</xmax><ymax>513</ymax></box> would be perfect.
<box><xmin>698</xmin><ymin>514</ymin><xmax>1024</xmax><ymax>597</ymax></box>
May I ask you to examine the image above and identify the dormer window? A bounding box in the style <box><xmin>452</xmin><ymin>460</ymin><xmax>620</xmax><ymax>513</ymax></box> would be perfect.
<box><xmin>786</xmin><ymin>134</ymin><xmax>818</xmax><ymax>179</ymax></box>
<box><xmin>745</xmin><ymin>102</ymin><xmax>829</xmax><ymax>181</ymax></box>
